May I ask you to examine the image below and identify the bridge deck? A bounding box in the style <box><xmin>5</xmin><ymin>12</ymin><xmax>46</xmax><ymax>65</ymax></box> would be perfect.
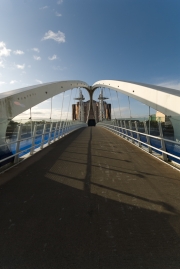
<box><xmin>0</xmin><ymin>127</ymin><xmax>180</xmax><ymax>268</ymax></box>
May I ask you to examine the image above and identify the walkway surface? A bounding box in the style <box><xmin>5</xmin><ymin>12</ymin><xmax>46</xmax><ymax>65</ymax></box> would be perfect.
<box><xmin>0</xmin><ymin>127</ymin><xmax>180</xmax><ymax>269</ymax></box>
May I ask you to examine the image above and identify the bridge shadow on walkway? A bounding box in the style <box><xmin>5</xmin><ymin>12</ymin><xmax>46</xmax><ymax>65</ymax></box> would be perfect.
<box><xmin>0</xmin><ymin>127</ymin><xmax>180</xmax><ymax>269</ymax></box>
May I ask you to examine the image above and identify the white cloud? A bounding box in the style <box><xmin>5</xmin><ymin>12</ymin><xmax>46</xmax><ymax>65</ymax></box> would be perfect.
<box><xmin>40</xmin><ymin>6</ymin><xmax>48</xmax><ymax>10</ymax></box>
<box><xmin>0</xmin><ymin>81</ymin><xmax>5</xmax><ymax>86</ymax></box>
<box><xmin>0</xmin><ymin>42</ymin><xmax>11</xmax><ymax>57</ymax></box>
<box><xmin>56</xmin><ymin>12</ymin><xmax>62</xmax><ymax>17</ymax></box>
<box><xmin>157</xmin><ymin>80</ymin><xmax>180</xmax><ymax>91</ymax></box>
<box><xmin>0</xmin><ymin>60</ymin><xmax>5</xmax><ymax>68</ymax></box>
<box><xmin>32</xmin><ymin>48</ymin><xmax>40</xmax><ymax>53</ymax></box>
<box><xmin>36</xmin><ymin>79</ymin><xmax>43</xmax><ymax>84</ymax></box>
<box><xmin>16</xmin><ymin>64</ymin><xmax>25</xmax><ymax>69</ymax></box>
<box><xmin>57</xmin><ymin>0</ymin><xmax>63</xmax><ymax>4</ymax></box>
<box><xmin>42</xmin><ymin>30</ymin><xmax>65</xmax><ymax>43</ymax></box>
<box><xmin>10</xmin><ymin>80</ymin><xmax>18</xmax><ymax>84</ymax></box>
<box><xmin>33</xmin><ymin>55</ymin><xmax>41</xmax><ymax>61</ymax></box>
<box><xmin>48</xmin><ymin>54</ymin><xmax>57</xmax><ymax>61</ymax></box>
<box><xmin>52</xmin><ymin>66</ymin><xmax>67</xmax><ymax>71</ymax></box>
<box><xmin>13</xmin><ymin>50</ymin><xmax>24</xmax><ymax>55</ymax></box>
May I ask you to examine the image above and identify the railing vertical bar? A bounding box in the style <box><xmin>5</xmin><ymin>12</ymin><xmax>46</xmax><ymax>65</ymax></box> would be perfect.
<box><xmin>135</xmin><ymin>121</ymin><xmax>141</xmax><ymax>147</ymax></box>
<box><xmin>129</xmin><ymin>120</ymin><xmax>134</xmax><ymax>143</ymax></box>
<box><xmin>144</xmin><ymin>121</ymin><xmax>152</xmax><ymax>153</ymax></box>
<box><xmin>14</xmin><ymin>124</ymin><xmax>22</xmax><ymax>163</ymax></box>
<box><xmin>48</xmin><ymin>122</ymin><xmax>53</xmax><ymax>145</ymax></box>
<box><xmin>30</xmin><ymin>123</ymin><xmax>37</xmax><ymax>155</ymax></box>
<box><xmin>53</xmin><ymin>122</ymin><xmax>58</xmax><ymax>142</ymax></box>
<box><xmin>158</xmin><ymin>121</ymin><xmax>168</xmax><ymax>161</ymax></box>
<box><xmin>40</xmin><ymin>123</ymin><xmax>46</xmax><ymax>149</ymax></box>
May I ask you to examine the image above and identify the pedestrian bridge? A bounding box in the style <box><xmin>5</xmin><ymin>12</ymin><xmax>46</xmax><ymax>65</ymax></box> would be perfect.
<box><xmin>0</xmin><ymin>80</ymin><xmax>180</xmax><ymax>268</ymax></box>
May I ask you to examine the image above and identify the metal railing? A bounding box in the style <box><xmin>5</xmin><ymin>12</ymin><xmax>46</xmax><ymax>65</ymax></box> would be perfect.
<box><xmin>0</xmin><ymin>120</ymin><xmax>87</xmax><ymax>166</ymax></box>
<box><xmin>97</xmin><ymin>120</ymin><xmax>180</xmax><ymax>165</ymax></box>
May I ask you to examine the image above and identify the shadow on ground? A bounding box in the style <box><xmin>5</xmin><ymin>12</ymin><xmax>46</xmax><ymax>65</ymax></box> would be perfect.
<box><xmin>0</xmin><ymin>127</ymin><xmax>180</xmax><ymax>269</ymax></box>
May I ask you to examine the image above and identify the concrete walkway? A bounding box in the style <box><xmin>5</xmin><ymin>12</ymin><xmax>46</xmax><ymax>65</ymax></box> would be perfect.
<box><xmin>0</xmin><ymin>127</ymin><xmax>180</xmax><ymax>269</ymax></box>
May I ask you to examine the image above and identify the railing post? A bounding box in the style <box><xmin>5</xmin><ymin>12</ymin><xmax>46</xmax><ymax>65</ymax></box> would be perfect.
<box><xmin>120</xmin><ymin>120</ymin><xmax>124</xmax><ymax>138</ymax></box>
<box><xmin>40</xmin><ymin>122</ymin><xmax>46</xmax><ymax>149</ymax></box>
<box><xmin>135</xmin><ymin>121</ymin><xmax>141</xmax><ymax>147</ymax></box>
<box><xmin>30</xmin><ymin>123</ymin><xmax>37</xmax><ymax>155</ymax></box>
<box><xmin>53</xmin><ymin>122</ymin><xmax>58</xmax><ymax>142</ymax></box>
<box><xmin>123</xmin><ymin>121</ymin><xmax>128</xmax><ymax>139</ymax></box>
<box><xmin>117</xmin><ymin>120</ymin><xmax>120</xmax><ymax>136</ymax></box>
<box><xmin>129</xmin><ymin>120</ymin><xmax>134</xmax><ymax>143</ymax></box>
<box><xmin>144</xmin><ymin>121</ymin><xmax>152</xmax><ymax>153</ymax></box>
<box><xmin>48</xmin><ymin>122</ymin><xmax>53</xmax><ymax>145</ymax></box>
<box><xmin>58</xmin><ymin>121</ymin><xmax>62</xmax><ymax>139</ymax></box>
<box><xmin>158</xmin><ymin>121</ymin><xmax>168</xmax><ymax>161</ymax></box>
<box><xmin>62</xmin><ymin>121</ymin><xmax>66</xmax><ymax>136</ymax></box>
<box><xmin>67</xmin><ymin>121</ymin><xmax>70</xmax><ymax>133</ymax></box>
<box><xmin>14</xmin><ymin>123</ymin><xmax>22</xmax><ymax>163</ymax></box>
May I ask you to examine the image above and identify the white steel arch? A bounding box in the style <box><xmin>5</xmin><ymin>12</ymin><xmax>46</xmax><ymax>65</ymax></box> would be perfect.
<box><xmin>92</xmin><ymin>80</ymin><xmax>180</xmax><ymax>141</ymax></box>
<box><xmin>0</xmin><ymin>80</ymin><xmax>90</xmax><ymax>145</ymax></box>
<box><xmin>0</xmin><ymin>79</ymin><xmax>180</xmax><ymax>142</ymax></box>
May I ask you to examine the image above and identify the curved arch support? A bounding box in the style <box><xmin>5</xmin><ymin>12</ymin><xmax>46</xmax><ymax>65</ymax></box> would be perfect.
<box><xmin>0</xmin><ymin>80</ymin><xmax>90</xmax><ymax>146</ymax></box>
<box><xmin>92</xmin><ymin>80</ymin><xmax>180</xmax><ymax>141</ymax></box>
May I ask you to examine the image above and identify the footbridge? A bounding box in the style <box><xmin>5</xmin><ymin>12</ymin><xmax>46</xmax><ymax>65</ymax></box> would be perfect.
<box><xmin>0</xmin><ymin>80</ymin><xmax>180</xmax><ymax>268</ymax></box>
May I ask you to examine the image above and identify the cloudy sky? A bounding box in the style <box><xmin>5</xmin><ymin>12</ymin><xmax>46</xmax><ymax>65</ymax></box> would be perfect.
<box><xmin>0</xmin><ymin>0</ymin><xmax>180</xmax><ymax>119</ymax></box>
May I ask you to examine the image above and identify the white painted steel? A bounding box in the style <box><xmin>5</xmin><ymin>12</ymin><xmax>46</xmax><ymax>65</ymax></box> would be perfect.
<box><xmin>97</xmin><ymin>122</ymin><xmax>180</xmax><ymax>163</ymax></box>
<box><xmin>92</xmin><ymin>80</ymin><xmax>180</xmax><ymax>141</ymax></box>
<box><xmin>0</xmin><ymin>80</ymin><xmax>89</xmax><ymax>146</ymax></box>
<box><xmin>0</xmin><ymin>121</ymin><xmax>87</xmax><ymax>165</ymax></box>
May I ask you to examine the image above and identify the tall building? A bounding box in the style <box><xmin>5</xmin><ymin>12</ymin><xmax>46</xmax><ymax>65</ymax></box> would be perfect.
<box><xmin>72</xmin><ymin>100</ymin><xmax>111</xmax><ymax>122</ymax></box>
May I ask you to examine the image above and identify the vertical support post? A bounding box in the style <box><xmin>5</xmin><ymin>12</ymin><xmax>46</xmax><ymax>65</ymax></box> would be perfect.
<box><xmin>129</xmin><ymin>121</ymin><xmax>134</xmax><ymax>143</ymax></box>
<box><xmin>53</xmin><ymin>122</ymin><xmax>58</xmax><ymax>142</ymax></box>
<box><xmin>48</xmin><ymin>122</ymin><xmax>53</xmax><ymax>145</ymax></box>
<box><xmin>67</xmin><ymin>121</ymin><xmax>70</xmax><ymax>133</ymax></box>
<box><xmin>40</xmin><ymin>123</ymin><xmax>47</xmax><ymax>149</ymax></box>
<box><xmin>144</xmin><ymin>121</ymin><xmax>152</xmax><ymax>153</ymax></box>
<box><xmin>58</xmin><ymin>121</ymin><xmax>62</xmax><ymax>139</ymax></box>
<box><xmin>135</xmin><ymin>121</ymin><xmax>141</xmax><ymax>147</ymax></box>
<box><xmin>30</xmin><ymin>123</ymin><xmax>37</xmax><ymax>155</ymax></box>
<box><xmin>158</xmin><ymin>121</ymin><xmax>168</xmax><ymax>161</ymax></box>
<box><xmin>117</xmin><ymin>120</ymin><xmax>120</xmax><ymax>136</ymax></box>
<box><xmin>114</xmin><ymin>119</ymin><xmax>116</xmax><ymax>133</ymax></box>
<box><xmin>14</xmin><ymin>124</ymin><xmax>22</xmax><ymax>163</ymax></box>
<box><xmin>62</xmin><ymin>121</ymin><xmax>66</xmax><ymax>136</ymax></box>
<box><xmin>69</xmin><ymin>121</ymin><xmax>72</xmax><ymax>132</ymax></box>
<box><xmin>120</xmin><ymin>120</ymin><xmax>124</xmax><ymax>137</ymax></box>
<box><xmin>123</xmin><ymin>121</ymin><xmax>128</xmax><ymax>139</ymax></box>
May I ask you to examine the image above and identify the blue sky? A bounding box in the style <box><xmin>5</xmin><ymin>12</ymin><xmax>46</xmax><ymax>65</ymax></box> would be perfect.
<box><xmin>0</xmin><ymin>0</ymin><xmax>180</xmax><ymax>119</ymax></box>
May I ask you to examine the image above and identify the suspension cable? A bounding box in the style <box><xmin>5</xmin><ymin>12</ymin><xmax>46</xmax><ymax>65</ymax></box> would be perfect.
<box><xmin>128</xmin><ymin>96</ymin><xmax>132</xmax><ymax>118</ymax></box>
<box><xmin>66</xmin><ymin>89</ymin><xmax>72</xmax><ymax>120</ymax></box>
<box><xmin>50</xmin><ymin>97</ymin><xmax>52</xmax><ymax>120</ymax></box>
<box><xmin>60</xmin><ymin>92</ymin><xmax>65</xmax><ymax>121</ymax></box>
<box><xmin>109</xmin><ymin>88</ymin><xmax>116</xmax><ymax>120</ymax></box>
<box><xmin>116</xmin><ymin>91</ymin><xmax>121</xmax><ymax>119</ymax></box>
<box><xmin>104</xmin><ymin>87</ymin><xmax>111</xmax><ymax>121</ymax></box>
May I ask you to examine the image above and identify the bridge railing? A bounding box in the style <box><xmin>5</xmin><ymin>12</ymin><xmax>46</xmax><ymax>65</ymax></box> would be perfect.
<box><xmin>0</xmin><ymin>120</ymin><xmax>87</xmax><ymax>167</ymax></box>
<box><xmin>97</xmin><ymin>120</ymin><xmax>180</xmax><ymax>166</ymax></box>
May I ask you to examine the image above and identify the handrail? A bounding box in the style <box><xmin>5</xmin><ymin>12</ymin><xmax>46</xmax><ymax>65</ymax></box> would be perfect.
<box><xmin>97</xmin><ymin>122</ymin><xmax>180</xmax><ymax>163</ymax></box>
<box><xmin>0</xmin><ymin>121</ymin><xmax>87</xmax><ymax>165</ymax></box>
<box><xmin>99</xmin><ymin>122</ymin><xmax>180</xmax><ymax>145</ymax></box>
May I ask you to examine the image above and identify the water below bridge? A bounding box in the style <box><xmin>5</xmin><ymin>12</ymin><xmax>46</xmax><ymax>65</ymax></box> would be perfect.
<box><xmin>0</xmin><ymin>127</ymin><xmax>180</xmax><ymax>268</ymax></box>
